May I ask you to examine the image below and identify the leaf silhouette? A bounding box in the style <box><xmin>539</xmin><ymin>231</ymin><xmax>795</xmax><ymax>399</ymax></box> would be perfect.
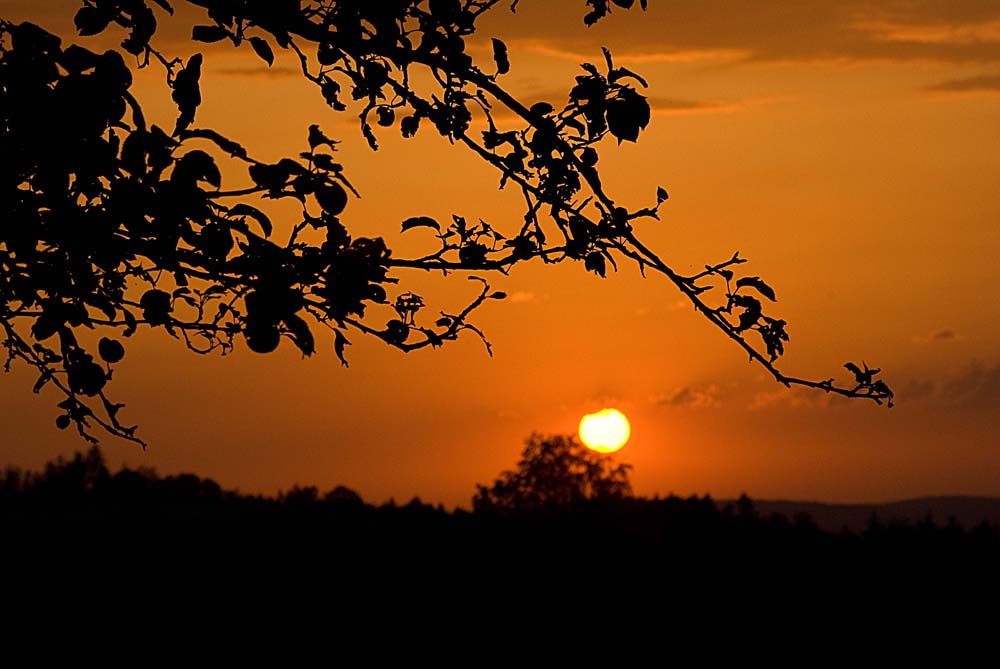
<box><xmin>98</xmin><ymin>338</ymin><xmax>126</xmax><ymax>364</ymax></box>
<box><xmin>492</xmin><ymin>38</ymin><xmax>510</xmax><ymax>75</ymax></box>
<box><xmin>585</xmin><ymin>251</ymin><xmax>607</xmax><ymax>277</ymax></box>
<box><xmin>308</xmin><ymin>124</ymin><xmax>338</xmax><ymax>150</ymax></box>
<box><xmin>249</xmin><ymin>37</ymin><xmax>275</xmax><ymax>66</ymax></box>
<box><xmin>179</xmin><ymin>128</ymin><xmax>247</xmax><ymax>160</ymax></box>
<box><xmin>401</xmin><ymin>217</ymin><xmax>441</xmax><ymax>233</ymax></box>
<box><xmin>315</xmin><ymin>182</ymin><xmax>349</xmax><ymax>216</ymax></box>
<box><xmin>334</xmin><ymin>330</ymin><xmax>351</xmax><ymax>367</ymax></box>
<box><xmin>736</xmin><ymin>276</ymin><xmax>777</xmax><ymax>301</ymax></box>
<box><xmin>283</xmin><ymin>314</ymin><xmax>315</xmax><ymax>356</ymax></box>
<box><xmin>74</xmin><ymin>7</ymin><xmax>112</xmax><ymax>37</ymax></box>
<box><xmin>230</xmin><ymin>204</ymin><xmax>273</xmax><ymax>237</ymax></box>
<box><xmin>171</xmin><ymin>54</ymin><xmax>203</xmax><ymax>136</ymax></box>
<box><xmin>606</xmin><ymin>87</ymin><xmax>650</xmax><ymax>143</ymax></box>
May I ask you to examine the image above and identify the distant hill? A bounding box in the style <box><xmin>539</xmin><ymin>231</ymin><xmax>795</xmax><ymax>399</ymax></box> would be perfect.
<box><xmin>735</xmin><ymin>496</ymin><xmax>1000</xmax><ymax>532</ymax></box>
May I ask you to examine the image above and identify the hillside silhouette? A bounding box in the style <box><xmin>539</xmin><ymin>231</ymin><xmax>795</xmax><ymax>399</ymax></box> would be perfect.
<box><xmin>743</xmin><ymin>496</ymin><xmax>1000</xmax><ymax>533</ymax></box>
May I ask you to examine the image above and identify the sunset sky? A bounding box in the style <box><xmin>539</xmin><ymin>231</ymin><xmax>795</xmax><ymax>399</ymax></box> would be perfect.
<box><xmin>2</xmin><ymin>0</ymin><xmax>999</xmax><ymax>507</ymax></box>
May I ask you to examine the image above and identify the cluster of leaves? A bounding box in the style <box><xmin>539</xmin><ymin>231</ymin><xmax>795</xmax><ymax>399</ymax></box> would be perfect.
<box><xmin>473</xmin><ymin>434</ymin><xmax>633</xmax><ymax>512</ymax></box>
<box><xmin>0</xmin><ymin>0</ymin><xmax>891</xmax><ymax>447</ymax></box>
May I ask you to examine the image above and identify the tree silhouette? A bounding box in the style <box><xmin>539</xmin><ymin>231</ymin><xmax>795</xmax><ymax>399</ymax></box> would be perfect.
<box><xmin>0</xmin><ymin>0</ymin><xmax>893</xmax><ymax>446</ymax></box>
<box><xmin>473</xmin><ymin>434</ymin><xmax>633</xmax><ymax>512</ymax></box>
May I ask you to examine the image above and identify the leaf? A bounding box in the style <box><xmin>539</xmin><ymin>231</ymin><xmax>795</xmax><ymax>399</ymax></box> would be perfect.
<box><xmin>605</xmin><ymin>87</ymin><xmax>650</xmax><ymax>143</ymax></box>
<box><xmin>735</xmin><ymin>276</ymin><xmax>777</xmax><ymax>301</ymax></box>
<box><xmin>844</xmin><ymin>361</ymin><xmax>877</xmax><ymax>385</ymax></box>
<box><xmin>59</xmin><ymin>45</ymin><xmax>100</xmax><ymax>74</ymax></box>
<box><xmin>171</xmin><ymin>54</ymin><xmax>203</xmax><ymax>136</ymax></box>
<box><xmin>491</xmin><ymin>38</ymin><xmax>510</xmax><ymax>75</ymax></box>
<box><xmin>602</xmin><ymin>47</ymin><xmax>615</xmax><ymax>72</ymax></box>
<box><xmin>74</xmin><ymin>6</ymin><xmax>113</xmax><ymax>36</ymax></box>
<box><xmin>609</xmin><ymin>65</ymin><xmax>648</xmax><ymax>88</ymax></box>
<box><xmin>98</xmin><ymin>338</ymin><xmax>126</xmax><ymax>363</ymax></box>
<box><xmin>192</xmin><ymin>25</ymin><xmax>229</xmax><ymax>43</ymax></box>
<box><xmin>230</xmin><ymin>203</ymin><xmax>273</xmax><ymax>237</ymax></box>
<box><xmin>122</xmin><ymin>310</ymin><xmax>138</xmax><ymax>337</ymax></box>
<box><xmin>333</xmin><ymin>330</ymin><xmax>351</xmax><ymax>367</ymax></box>
<box><xmin>657</xmin><ymin>186</ymin><xmax>669</xmax><ymax>203</ymax></box>
<box><xmin>180</xmin><ymin>128</ymin><xmax>247</xmax><ymax>159</ymax></box>
<box><xmin>321</xmin><ymin>78</ymin><xmax>347</xmax><ymax>111</ymax></box>
<box><xmin>248</xmin><ymin>37</ymin><xmax>274</xmax><ymax>66</ymax></box>
<box><xmin>34</xmin><ymin>371</ymin><xmax>53</xmax><ymax>394</ymax></box>
<box><xmin>283</xmin><ymin>314</ymin><xmax>315</xmax><ymax>356</ymax></box>
<box><xmin>401</xmin><ymin>216</ymin><xmax>441</xmax><ymax>233</ymax></box>
<box><xmin>489</xmin><ymin>292</ymin><xmax>508</xmax><ymax>300</ymax></box>
<box><xmin>585</xmin><ymin>251</ymin><xmax>607</xmax><ymax>278</ymax></box>
<box><xmin>173</xmin><ymin>149</ymin><xmax>221</xmax><ymax>188</ymax></box>
<box><xmin>308</xmin><ymin>124</ymin><xmax>337</xmax><ymax>150</ymax></box>
<box><xmin>530</xmin><ymin>102</ymin><xmax>554</xmax><ymax>117</ymax></box>
<box><xmin>315</xmin><ymin>182</ymin><xmax>348</xmax><ymax>216</ymax></box>
<box><xmin>400</xmin><ymin>115</ymin><xmax>420</xmax><ymax>138</ymax></box>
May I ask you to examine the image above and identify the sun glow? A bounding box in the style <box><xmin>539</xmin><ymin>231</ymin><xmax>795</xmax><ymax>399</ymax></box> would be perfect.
<box><xmin>579</xmin><ymin>409</ymin><xmax>631</xmax><ymax>454</ymax></box>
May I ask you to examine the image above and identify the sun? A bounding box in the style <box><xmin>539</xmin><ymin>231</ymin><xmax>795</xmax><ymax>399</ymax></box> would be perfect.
<box><xmin>579</xmin><ymin>409</ymin><xmax>631</xmax><ymax>454</ymax></box>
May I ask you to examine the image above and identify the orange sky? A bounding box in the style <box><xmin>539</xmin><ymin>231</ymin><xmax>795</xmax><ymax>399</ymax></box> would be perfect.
<box><xmin>2</xmin><ymin>0</ymin><xmax>999</xmax><ymax>507</ymax></box>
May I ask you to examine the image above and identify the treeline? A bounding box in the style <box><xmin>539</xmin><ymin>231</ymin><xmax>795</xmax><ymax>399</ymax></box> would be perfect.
<box><xmin>3</xmin><ymin>447</ymin><xmax>998</xmax><ymax>558</ymax></box>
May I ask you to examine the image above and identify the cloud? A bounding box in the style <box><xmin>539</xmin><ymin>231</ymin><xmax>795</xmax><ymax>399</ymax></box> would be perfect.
<box><xmin>913</xmin><ymin>329</ymin><xmax>961</xmax><ymax>343</ymax></box>
<box><xmin>498</xmin><ymin>88</ymin><xmax>736</xmax><ymax>117</ymax></box>
<box><xmin>493</xmin><ymin>0</ymin><xmax>1000</xmax><ymax>64</ymax></box>
<box><xmin>647</xmin><ymin>97</ymin><xmax>736</xmax><ymax>114</ymax></box>
<box><xmin>749</xmin><ymin>387</ymin><xmax>835</xmax><ymax>411</ymax></box>
<box><xmin>655</xmin><ymin>384</ymin><xmax>721</xmax><ymax>409</ymax></box>
<box><xmin>942</xmin><ymin>360</ymin><xmax>1000</xmax><ymax>409</ymax></box>
<box><xmin>887</xmin><ymin>361</ymin><xmax>1000</xmax><ymax>408</ymax></box>
<box><xmin>508</xmin><ymin>291</ymin><xmax>537</xmax><ymax>304</ymax></box>
<box><xmin>924</xmin><ymin>72</ymin><xmax>1000</xmax><ymax>93</ymax></box>
<box><xmin>513</xmin><ymin>39</ymin><xmax>747</xmax><ymax>65</ymax></box>
<box><xmin>212</xmin><ymin>66</ymin><xmax>301</xmax><ymax>79</ymax></box>
<box><xmin>902</xmin><ymin>379</ymin><xmax>938</xmax><ymax>402</ymax></box>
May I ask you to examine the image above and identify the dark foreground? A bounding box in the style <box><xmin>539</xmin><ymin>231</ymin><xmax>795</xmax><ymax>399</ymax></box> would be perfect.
<box><xmin>4</xmin><ymin>448</ymin><xmax>998</xmax><ymax>584</ymax></box>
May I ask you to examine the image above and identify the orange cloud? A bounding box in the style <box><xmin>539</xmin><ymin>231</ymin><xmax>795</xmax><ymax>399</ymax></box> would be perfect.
<box><xmin>924</xmin><ymin>73</ymin><xmax>1000</xmax><ymax>93</ymax></box>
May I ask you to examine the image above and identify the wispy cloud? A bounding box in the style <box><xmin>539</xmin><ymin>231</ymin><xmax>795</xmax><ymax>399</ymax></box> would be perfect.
<box><xmin>749</xmin><ymin>387</ymin><xmax>835</xmax><ymax>411</ymax></box>
<box><xmin>513</xmin><ymin>39</ymin><xmax>748</xmax><ymax>65</ymax></box>
<box><xmin>508</xmin><ymin>291</ymin><xmax>537</xmax><ymax>304</ymax></box>
<box><xmin>212</xmin><ymin>66</ymin><xmax>301</xmax><ymax>79</ymax></box>
<box><xmin>648</xmin><ymin>97</ymin><xmax>734</xmax><ymax>114</ymax></box>
<box><xmin>497</xmin><ymin>0</ymin><xmax>1000</xmax><ymax>65</ymax></box>
<box><xmin>913</xmin><ymin>329</ymin><xmax>961</xmax><ymax>343</ymax></box>
<box><xmin>655</xmin><ymin>384</ymin><xmax>721</xmax><ymax>409</ymax></box>
<box><xmin>942</xmin><ymin>360</ymin><xmax>1000</xmax><ymax>409</ymax></box>
<box><xmin>924</xmin><ymin>73</ymin><xmax>1000</xmax><ymax>93</ymax></box>
<box><xmin>852</xmin><ymin>360</ymin><xmax>1000</xmax><ymax>409</ymax></box>
<box><xmin>496</xmin><ymin>88</ymin><xmax>746</xmax><ymax>119</ymax></box>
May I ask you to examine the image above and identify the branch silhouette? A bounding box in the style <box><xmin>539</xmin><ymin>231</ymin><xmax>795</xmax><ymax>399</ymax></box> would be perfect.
<box><xmin>0</xmin><ymin>1</ymin><xmax>892</xmax><ymax>445</ymax></box>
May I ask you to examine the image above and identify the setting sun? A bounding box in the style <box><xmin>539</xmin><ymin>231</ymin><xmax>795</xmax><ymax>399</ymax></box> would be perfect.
<box><xmin>579</xmin><ymin>409</ymin><xmax>631</xmax><ymax>454</ymax></box>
